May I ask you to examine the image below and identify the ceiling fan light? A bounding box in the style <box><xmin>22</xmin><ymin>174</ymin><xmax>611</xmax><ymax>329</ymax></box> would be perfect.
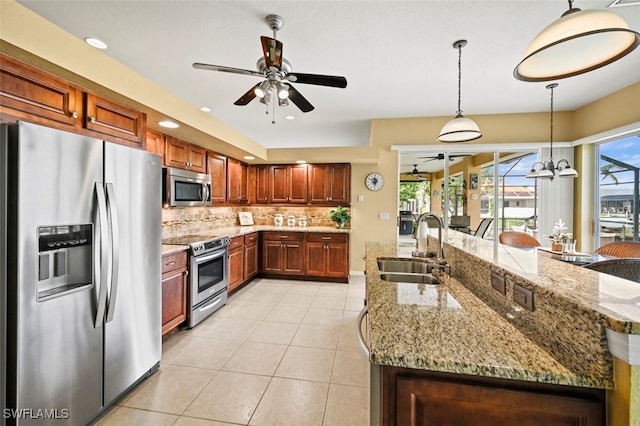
<box><xmin>255</xmin><ymin>80</ymin><xmax>271</xmax><ymax>98</ymax></box>
<box><xmin>514</xmin><ymin>8</ymin><xmax>640</xmax><ymax>81</ymax></box>
<box><xmin>259</xmin><ymin>90</ymin><xmax>272</xmax><ymax>105</ymax></box>
<box><xmin>278</xmin><ymin>97</ymin><xmax>289</xmax><ymax>107</ymax></box>
<box><xmin>437</xmin><ymin>115</ymin><xmax>482</xmax><ymax>143</ymax></box>
<box><xmin>277</xmin><ymin>82</ymin><xmax>290</xmax><ymax>99</ymax></box>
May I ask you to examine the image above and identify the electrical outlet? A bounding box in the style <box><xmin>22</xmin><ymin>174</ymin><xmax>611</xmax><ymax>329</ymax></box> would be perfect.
<box><xmin>357</xmin><ymin>195</ymin><xmax>364</xmax><ymax>202</ymax></box>
<box><xmin>513</xmin><ymin>283</ymin><xmax>534</xmax><ymax>311</ymax></box>
<box><xmin>379</xmin><ymin>212</ymin><xmax>390</xmax><ymax>220</ymax></box>
<box><xmin>491</xmin><ymin>271</ymin><xmax>506</xmax><ymax>295</ymax></box>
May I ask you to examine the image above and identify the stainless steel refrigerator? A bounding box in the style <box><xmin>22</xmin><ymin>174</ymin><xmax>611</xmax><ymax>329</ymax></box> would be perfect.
<box><xmin>1</xmin><ymin>121</ymin><xmax>162</xmax><ymax>425</ymax></box>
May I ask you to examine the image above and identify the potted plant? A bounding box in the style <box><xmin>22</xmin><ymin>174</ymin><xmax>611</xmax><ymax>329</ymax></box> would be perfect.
<box><xmin>545</xmin><ymin>218</ymin><xmax>572</xmax><ymax>252</ymax></box>
<box><xmin>330</xmin><ymin>206</ymin><xmax>351</xmax><ymax>229</ymax></box>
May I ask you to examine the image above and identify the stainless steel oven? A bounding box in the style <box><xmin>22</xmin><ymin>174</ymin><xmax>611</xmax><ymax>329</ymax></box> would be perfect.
<box><xmin>163</xmin><ymin>167</ymin><xmax>211</xmax><ymax>207</ymax></box>
<box><xmin>188</xmin><ymin>236</ymin><xmax>230</xmax><ymax>327</ymax></box>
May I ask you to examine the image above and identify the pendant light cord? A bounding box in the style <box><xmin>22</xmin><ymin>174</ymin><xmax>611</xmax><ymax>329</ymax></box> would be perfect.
<box><xmin>549</xmin><ymin>84</ymin><xmax>554</xmax><ymax>160</ymax></box>
<box><xmin>457</xmin><ymin>44</ymin><xmax>462</xmax><ymax>116</ymax></box>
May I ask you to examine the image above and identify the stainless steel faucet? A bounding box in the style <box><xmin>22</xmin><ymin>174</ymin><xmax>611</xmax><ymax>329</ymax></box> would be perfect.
<box><xmin>412</xmin><ymin>212</ymin><xmax>448</xmax><ymax>272</ymax></box>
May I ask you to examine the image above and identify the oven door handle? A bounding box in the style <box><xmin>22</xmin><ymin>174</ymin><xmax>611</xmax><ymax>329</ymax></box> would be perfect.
<box><xmin>193</xmin><ymin>249</ymin><xmax>227</xmax><ymax>265</ymax></box>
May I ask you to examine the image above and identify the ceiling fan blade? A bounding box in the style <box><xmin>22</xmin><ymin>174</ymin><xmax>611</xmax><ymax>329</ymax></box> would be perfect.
<box><xmin>233</xmin><ymin>83</ymin><xmax>260</xmax><ymax>106</ymax></box>
<box><xmin>287</xmin><ymin>73</ymin><xmax>347</xmax><ymax>88</ymax></box>
<box><xmin>261</xmin><ymin>36</ymin><xmax>283</xmax><ymax>69</ymax></box>
<box><xmin>287</xmin><ymin>84</ymin><xmax>314</xmax><ymax>113</ymax></box>
<box><xmin>193</xmin><ymin>62</ymin><xmax>264</xmax><ymax>77</ymax></box>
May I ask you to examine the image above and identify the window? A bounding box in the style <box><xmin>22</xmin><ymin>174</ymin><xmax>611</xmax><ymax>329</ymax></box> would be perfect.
<box><xmin>597</xmin><ymin>136</ymin><xmax>639</xmax><ymax>245</ymax></box>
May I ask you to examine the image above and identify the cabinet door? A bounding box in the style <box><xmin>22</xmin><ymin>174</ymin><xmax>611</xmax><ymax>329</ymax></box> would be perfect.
<box><xmin>308</xmin><ymin>165</ymin><xmax>329</xmax><ymax>203</ymax></box>
<box><xmin>208</xmin><ymin>152</ymin><xmax>227</xmax><ymax>203</ymax></box>
<box><xmin>238</xmin><ymin>162</ymin><xmax>249</xmax><ymax>202</ymax></box>
<box><xmin>305</xmin><ymin>241</ymin><xmax>327</xmax><ymax>276</ymax></box>
<box><xmin>269</xmin><ymin>165</ymin><xmax>290</xmax><ymax>203</ymax></box>
<box><xmin>146</xmin><ymin>129</ymin><xmax>164</xmax><ymax>158</ymax></box>
<box><xmin>262</xmin><ymin>240</ymin><xmax>284</xmax><ymax>273</ymax></box>
<box><xmin>328</xmin><ymin>164</ymin><xmax>351</xmax><ymax>205</ymax></box>
<box><xmin>326</xmin><ymin>242</ymin><xmax>349</xmax><ymax>277</ymax></box>
<box><xmin>187</xmin><ymin>144</ymin><xmax>207</xmax><ymax>173</ymax></box>
<box><xmin>283</xmin><ymin>243</ymin><xmax>305</xmax><ymax>274</ymax></box>
<box><xmin>254</xmin><ymin>165</ymin><xmax>270</xmax><ymax>203</ymax></box>
<box><xmin>165</xmin><ymin>136</ymin><xmax>189</xmax><ymax>169</ymax></box>
<box><xmin>84</xmin><ymin>92</ymin><xmax>145</xmax><ymax>147</ymax></box>
<box><xmin>162</xmin><ymin>269</ymin><xmax>187</xmax><ymax>335</ymax></box>
<box><xmin>289</xmin><ymin>164</ymin><xmax>309</xmax><ymax>204</ymax></box>
<box><xmin>227</xmin><ymin>158</ymin><xmax>248</xmax><ymax>203</ymax></box>
<box><xmin>0</xmin><ymin>53</ymin><xmax>82</xmax><ymax>129</ymax></box>
<box><xmin>244</xmin><ymin>242</ymin><xmax>259</xmax><ymax>279</ymax></box>
<box><xmin>228</xmin><ymin>246</ymin><xmax>244</xmax><ymax>292</ymax></box>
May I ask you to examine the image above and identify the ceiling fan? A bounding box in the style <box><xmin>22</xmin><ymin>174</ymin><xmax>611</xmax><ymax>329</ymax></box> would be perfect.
<box><xmin>192</xmin><ymin>14</ymin><xmax>347</xmax><ymax>116</ymax></box>
<box><xmin>419</xmin><ymin>153</ymin><xmax>470</xmax><ymax>162</ymax></box>
<box><xmin>406</xmin><ymin>164</ymin><xmax>428</xmax><ymax>180</ymax></box>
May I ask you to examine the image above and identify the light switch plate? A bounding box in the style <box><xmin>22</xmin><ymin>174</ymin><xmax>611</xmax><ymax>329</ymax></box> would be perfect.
<box><xmin>379</xmin><ymin>212</ymin><xmax>390</xmax><ymax>220</ymax></box>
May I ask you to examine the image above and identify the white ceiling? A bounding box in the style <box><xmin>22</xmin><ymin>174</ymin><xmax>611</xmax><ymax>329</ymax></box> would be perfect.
<box><xmin>16</xmin><ymin>0</ymin><xmax>640</xmax><ymax>169</ymax></box>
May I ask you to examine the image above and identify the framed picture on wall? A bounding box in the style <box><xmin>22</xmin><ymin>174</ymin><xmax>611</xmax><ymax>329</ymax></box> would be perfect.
<box><xmin>470</xmin><ymin>173</ymin><xmax>479</xmax><ymax>190</ymax></box>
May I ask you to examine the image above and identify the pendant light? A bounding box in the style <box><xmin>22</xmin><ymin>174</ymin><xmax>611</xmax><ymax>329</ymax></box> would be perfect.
<box><xmin>526</xmin><ymin>83</ymin><xmax>579</xmax><ymax>180</ymax></box>
<box><xmin>438</xmin><ymin>40</ymin><xmax>482</xmax><ymax>143</ymax></box>
<box><xmin>514</xmin><ymin>0</ymin><xmax>640</xmax><ymax>82</ymax></box>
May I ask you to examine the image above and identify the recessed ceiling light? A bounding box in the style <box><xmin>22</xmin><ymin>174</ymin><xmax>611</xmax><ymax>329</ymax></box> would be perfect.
<box><xmin>296</xmin><ymin>160</ymin><xmax>307</xmax><ymax>164</ymax></box>
<box><xmin>158</xmin><ymin>120</ymin><xmax>179</xmax><ymax>129</ymax></box>
<box><xmin>84</xmin><ymin>37</ymin><xmax>108</xmax><ymax>50</ymax></box>
<box><xmin>285</xmin><ymin>115</ymin><xmax>295</xmax><ymax>120</ymax></box>
<box><xmin>243</xmin><ymin>156</ymin><xmax>255</xmax><ymax>160</ymax></box>
<box><xmin>200</xmin><ymin>107</ymin><xmax>211</xmax><ymax>112</ymax></box>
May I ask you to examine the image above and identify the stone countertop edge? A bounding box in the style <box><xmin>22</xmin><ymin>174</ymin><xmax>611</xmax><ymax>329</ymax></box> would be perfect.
<box><xmin>162</xmin><ymin>244</ymin><xmax>189</xmax><ymax>255</ymax></box>
<box><xmin>365</xmin><ymin>241</ymin><xmax>612</xmax><ymax>390</ymax></box>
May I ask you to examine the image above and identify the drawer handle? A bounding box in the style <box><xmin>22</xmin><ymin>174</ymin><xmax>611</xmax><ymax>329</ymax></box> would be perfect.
<box><xmin>322</xmin><ymin>236</ymin><xmax>331</xmax><ymax>240</ymax></box>
<box><xmin>165</xmin><ymin>261</ymin><xmax>176</xmax><ymax>266</ymax></box>
<box><xmin>279</xmin><ymin>235</ymin><xmax>288</xmax><ymax>239</ymax></box>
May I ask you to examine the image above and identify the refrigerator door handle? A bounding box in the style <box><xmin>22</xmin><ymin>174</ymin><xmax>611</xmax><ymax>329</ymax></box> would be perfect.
<box><xmin>94</xmin><ymin>183</ymin><xmax>109</xmax><ymax>328</ymax></box>
<box><xmin>105</xmin><ymin>183</ymin><xmax>120</xmax><ymax>322</ymax></box>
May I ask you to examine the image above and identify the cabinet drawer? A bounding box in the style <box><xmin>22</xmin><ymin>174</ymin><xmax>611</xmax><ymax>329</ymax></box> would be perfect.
<box><xmin>229</xmin><ymin>235</ymin><xmax>244</xmax><ymax>251</ymax></box>
<box><xmin>306</xmin><ymin>233</ymin><xmax>348</xmax><ymax>243</ymax></box>
<box><xmin>244</xmin><ymin>232</ymin><xmax>258</xmax><ymax>245</ymax></box>
<box><xmin>162</xmin><ymin>250</ymin><xmax>187</xmax><ymax>274</ymax></box>
<box><xmin>262</xmin><ymin>231</ymin><xmax>305</xmax><ymax>242</ymax></box>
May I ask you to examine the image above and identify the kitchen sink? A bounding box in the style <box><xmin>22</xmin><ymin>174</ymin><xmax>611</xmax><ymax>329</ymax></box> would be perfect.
<box><xmin>377</xmin><ymin>259</ymin><xmax>433</xmax><ymax>274</ymax></box>
<box><xmin>379</xmin><ymin>273</ymin><xmax>440</xmax><ymax>285</ymax></box>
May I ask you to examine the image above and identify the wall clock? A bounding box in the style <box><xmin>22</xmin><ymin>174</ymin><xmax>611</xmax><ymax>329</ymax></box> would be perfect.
<box><xmin>365</xmin><ymin>173</ymin><xmax>384</xmax><ymax>191</ymax></box>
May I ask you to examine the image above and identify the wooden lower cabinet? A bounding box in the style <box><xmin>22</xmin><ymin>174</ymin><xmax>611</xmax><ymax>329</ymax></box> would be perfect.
<box><xmin>161</xmin><ymin>250</ymin><xmax>188</xmax><ymax>336</ymax></box>
<box><xmin>228</xmin><ymin>233</ymin><xmax>259</xmax><ymax>293</ymax></box>
<box><xmin>261</xmin><ymin>231</ymin><xmax>305</xmax><ymax>275</ymax></box>
<box><xmin>381</xmin><ymin>366</ymin><xmax>605</xmax><ymax>426</ymax></box>
<box><xmin>305</xmin><ymin>233</ymin><xmax>349</xmax><ymax>282</ymax></box>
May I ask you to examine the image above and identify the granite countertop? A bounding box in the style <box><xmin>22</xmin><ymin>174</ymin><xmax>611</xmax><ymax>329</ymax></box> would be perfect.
<box><xmin>162</xmin><ymin>225</ymin><xmax>349</xmax><ymax>254</ymax></box>
<box><xmin>439</xmin><ymin>231</ymin><xmax>640</xmax><ymax>334</ymax></box>
<box><xmin>365</xmin><ymin>241</ymin><xmax>612</xmax><ymax>389</ymax></box>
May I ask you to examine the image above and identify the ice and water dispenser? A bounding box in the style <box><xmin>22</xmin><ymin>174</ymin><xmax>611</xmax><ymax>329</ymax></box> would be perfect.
<box><xmin>37</xmin><ymin>225</ymin><xmax>93</xmax><ymax>301</ymax></box>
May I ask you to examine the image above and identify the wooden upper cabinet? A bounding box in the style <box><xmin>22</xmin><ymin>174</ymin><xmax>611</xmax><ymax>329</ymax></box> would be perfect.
<box><xmin>84</xmin><ymin>92</ymin><xmax>145</xmax><ymax>147</ymax></box>
<box><xmin>269</xmin><ymin>164</ymin><xmax>308</xmax><ymax>204</ymax></box>
<box><xmin>207</xmin><ymin>151</ymin><xmax>227</xmax><ymax>204</ymax></box>
<box><xmin>165</xmin><ymin>136</ymin><xmax>206</xmax><ymax>173</ymax></box>
<box><xmin>253</xmin><ymin>165</ymin><xmax>270</xmax><ymax>204</ymax></box>
<box><xmin>145</xmin><ymin>129</ymin><xmax>164</xmax><ymax>157</ymax></box>
<box><xmin>308</xmin><ymin>163</ymin><xmax>351</xmax><ymax>205</ymax></box>
<box><xmin>227</xmin><ymin>157</ymin><xmax>248</xmax><ymax>204</ymax></box>
<box><xmin>0</xmin><ymin>54</ymin><xmax>82</xmax><ymax>129</ymax></box>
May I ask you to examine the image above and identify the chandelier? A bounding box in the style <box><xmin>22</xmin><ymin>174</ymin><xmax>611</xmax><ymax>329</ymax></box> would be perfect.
<box><xmin>437</xmin><ymin>40</ymin><xmax>482</xmax><ymax>143</ymax></box>
<box><xmin>526</xmin><ymin>83</ymin><xmax>579</xmax><ymax>180</ymax></box>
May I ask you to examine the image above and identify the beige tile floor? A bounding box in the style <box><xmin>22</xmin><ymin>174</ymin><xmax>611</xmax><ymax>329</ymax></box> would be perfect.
<box><xmin>95</xmin><ymin>275</ymin><xmax>369</xmax><ymax>426</ymax></box>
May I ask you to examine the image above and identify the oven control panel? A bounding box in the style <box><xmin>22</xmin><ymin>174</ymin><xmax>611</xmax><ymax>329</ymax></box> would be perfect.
<box><xmin>192</xmin><ymin>237</ymin><xmax>231</xmax><ymax>255</ymax></box>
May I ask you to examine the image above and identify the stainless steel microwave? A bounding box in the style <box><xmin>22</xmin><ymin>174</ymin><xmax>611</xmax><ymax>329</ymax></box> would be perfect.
<box><xmin>163</xmin><ymin>167</ymin><xmax>211</xmax><ymax>207</ymax></box>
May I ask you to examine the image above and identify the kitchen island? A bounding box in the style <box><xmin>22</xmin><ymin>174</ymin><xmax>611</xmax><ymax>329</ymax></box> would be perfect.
<box><xmin>364</xmin><ymin>232</ymin><xmax>640</xmax><ymax>425</ymax></box>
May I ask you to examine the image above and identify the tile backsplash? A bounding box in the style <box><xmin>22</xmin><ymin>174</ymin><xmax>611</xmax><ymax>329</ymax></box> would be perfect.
<box><xmin>162</xmin><ymin>205</ymin><xmax>348</xmax><ymax>239</ymax></box>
